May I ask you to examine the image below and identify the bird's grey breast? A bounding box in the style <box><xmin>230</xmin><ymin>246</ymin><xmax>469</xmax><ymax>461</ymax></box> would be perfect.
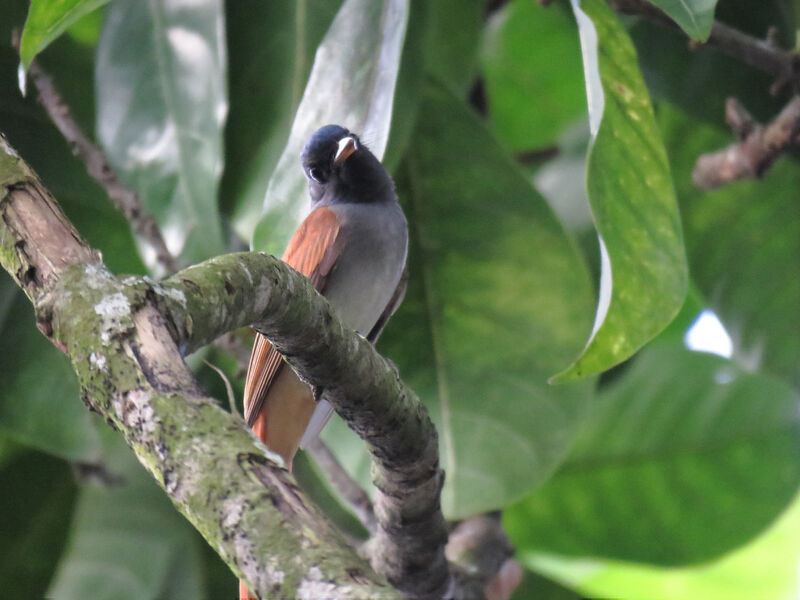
<box><xmin>323</xmin><ymin>201</ymin><xmax>408</xmax><ymax>334</ymax></box>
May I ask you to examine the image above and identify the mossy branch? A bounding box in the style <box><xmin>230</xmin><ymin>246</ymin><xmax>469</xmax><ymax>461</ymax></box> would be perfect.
<box><xmin>0</xmin><ymin>134</ymin><xmax>450</xmax><ymax>599</ymax></box>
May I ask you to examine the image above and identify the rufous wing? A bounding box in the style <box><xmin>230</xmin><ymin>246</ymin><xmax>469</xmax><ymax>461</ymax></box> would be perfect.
<box><xmin>243</xmin><ymin>206</ymin><xmax>343</xmax><ymax>466</ymax></box>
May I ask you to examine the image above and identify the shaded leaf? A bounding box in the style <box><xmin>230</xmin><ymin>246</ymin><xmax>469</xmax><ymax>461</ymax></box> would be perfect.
<box><xmin>96</xmin><ymin>0</ymin><xmax>227</xmax><ymax>266</ymax></box>
<box><xmin>0</xmin><ymin>282</ymin><xmax>101</xmax><ymax>461</ymax></box>
<box><xmin>0</xmin><ymin>450</ymin><xmax>77</xmax><ymax>597</ymax></box>
<box><xmin>324</xmin><ymin>82</ymin><xmax>596</xmax><ymax>518</ymax></box>
<box><xmin>646</xmin><ymin>0</ymin><xmax>717</xmax><ymax>41</ymax></box>
<box><xmin>507</xmin><ymin>342</ymin><xmax>800</xmax><ymax>565</ymax></box>
<box><xmin>524</xmin><ymin>489</ymin><xmax>800</xmax><ymax>600</ymax></box>
<box><xmin>553</xmin><ymin>0</ymin><xmax>687</xmax><ymax>381</ymax></box>
<box><xmin>481</xmin><ymin>0</ymin><xmax>586</xmax><ymax>150</ymax></box>
<box><xmin>658</xmin><ymin>102</ymin><xmax>800</xmax><ymax>385</ymax></box>
<box><xmin>19</xmin><ymin>0</ymin><xmax>109</xmax><ymax>71</ymax></box>
<box><xmin>48</xmin><ymin>433</ymin><xmax>206</xmax><ymax>600</ymax></box>
<box><xmin>221</xmin><ymin>0</ymin><xmax>343</xmax><ymax>242</ymax></box>
<box><xmin>252</xmin><ymin>0</ymin><xmax>409</xmax><ymax>255</ymax></box>
<box><xmin>424</xmin><ymin>0</ymin><xmax>484</xmax><ymax>93</ymax></box>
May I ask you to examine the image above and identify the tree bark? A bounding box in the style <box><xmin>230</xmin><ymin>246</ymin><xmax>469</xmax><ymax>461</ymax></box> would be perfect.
<box><xmin>1</xmin><ymin>134</ymin><xmax>453</xmax><ymax>598</ymax></box>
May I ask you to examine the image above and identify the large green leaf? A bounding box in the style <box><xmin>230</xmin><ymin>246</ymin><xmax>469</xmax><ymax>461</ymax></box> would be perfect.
<box><xmin>507</xmin><ymin>342</ymin><xmax>800</xmax><ymax>565</ymax></box>
<box><xmin>19</xmin><ymin>0</ymin><xmax>109</xmax><ymax>72</ymax></box>
<box><xmin>525</xmin><ymin>489</ymin><xmax>800</xmax><ymax>600</ymax></box>
<box><xmin>481</xmin><ymin>0</ymin><xmax>586</xmax><ymax>151</ymax></box>
<box><xmin>658</xmin><ymin>103</ymin><xmax>800</xmax><ymax>385</ymax></box>
<box><xmin>645</xmin><ymin>0</ymin><xmax>718</xmax><ymax>41</ymax></box>
<box><xmin>553</xmin><ymin>0</ymin><xmax>688</xmax><ymax>381</ymax></box>
<box><xmin>95</xmin><ymin>0</ymin><xmax>227</xmax><ymax>266</ymax></box>
<box><xmin>48</xmin><ymin>433</ymin><xmax>206</xmax><ymax>600</ymax></box>
<box><xmin>252</xmin><ymin>0</ymin><xmax>409</xmax><ymax>255</ymax></box>
<box><xmin>324</xmin><ymin>82</ymin><xmax>596</xmax><ymax>518</ymax></box>
<box><xmin>221</xmin><ymin>0</ymin><xmax>343</xmax><ymax>243</ymax></box>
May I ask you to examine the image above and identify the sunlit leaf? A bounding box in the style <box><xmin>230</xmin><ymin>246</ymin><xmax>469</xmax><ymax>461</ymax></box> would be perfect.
<box><xmin>481</xmin><ymin>0</ymin><xmax>586</xmax><ymax>150</ymax></box>
<box><xmin>525</xmin><ymin>489</ymin><xmax>800</xmax><ymax>600</ymax></box>
<box><xmin>645</xmin><ymin>0</ymin><xmax>718</xmax><ymax>41</ymax></box>
<box><xmin>252</xmin><ymin>0</ymin><xmax>409</xmax><ymax>255</ymax></box>
<box><xmin>96</xmin><ymin>0</ymin><xmax>227</xmax><ymax>266</ymax></box>
<box><xmin>508</xmin><ymin>342</ymin><xmax>800</xmax><ymax>565</ymax></box>
<box><xmin>324</xmin><ymin>82</ymin><xmax>596</xmax><ymax>518</ymax></box>
<box><xmin>221</xmin><ymin>0</ymin><xmax>343</xmax><ymax>243</ymax></box>
<box><xmin>19</xmin><ymin>0</ymin><xmax>109</xmax><ymax>71</ymax></box>
<box><xmin>553</xmin><ymin>0</ymin><xmax>688</xmax><ymax>382</ymax></box>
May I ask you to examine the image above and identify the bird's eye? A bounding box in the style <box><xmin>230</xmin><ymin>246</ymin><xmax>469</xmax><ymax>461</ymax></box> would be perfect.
<box><xmin>308</xmin><ymin>166</ymin><xmax>325</xmax><ymax>183</ymax></box>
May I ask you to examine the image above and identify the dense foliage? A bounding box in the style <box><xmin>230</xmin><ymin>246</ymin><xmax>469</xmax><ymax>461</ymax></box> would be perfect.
<box><xmin>1</xmin><ymin>0</ymin><xmax>798</xmax><ymax>598</ymax></box>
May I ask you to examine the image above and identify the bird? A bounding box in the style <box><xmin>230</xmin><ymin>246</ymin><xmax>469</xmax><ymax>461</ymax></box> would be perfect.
<box><xmin>238</xmin><ymin>126</ymin><xmax>407</xmax><ymax>600</ymax></box>
<box><xmin>243</xmin><ymin>124</ymin><xmax>408</xmax><ymax>469</ymax></box>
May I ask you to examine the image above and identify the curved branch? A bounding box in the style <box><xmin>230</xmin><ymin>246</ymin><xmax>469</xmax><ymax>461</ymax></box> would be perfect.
<box><xmin>0</xmin><ymin>134</ymin><xmax>450</xmax><ymax>599</ymax></box>
<box><xmin>0</xmin><ymin>134</ymin><xmax>397</xmax><ymax>599</ymax></box>
<box><xmin>155</xmin><ymin>255</ymin><xmax>450</xmax><ymax>599</ymax></box>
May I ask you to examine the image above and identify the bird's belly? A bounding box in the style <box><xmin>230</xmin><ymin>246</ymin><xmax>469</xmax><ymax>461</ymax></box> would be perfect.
<box><xmin>323</xmin><ymin>204</ymin><xmax>407</xmax><ymax>335</ymax></box>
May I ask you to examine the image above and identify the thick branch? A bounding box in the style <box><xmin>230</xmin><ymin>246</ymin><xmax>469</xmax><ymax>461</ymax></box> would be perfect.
<box><xmin>693</xmin><ymin>96</ymin><xmax>800</xmax><ymax>187</ymax></box>
<box><xmin>0</xmin><ymin>135</ymin><xmax>396</xmax><ymax>599</ymax></box>
<box><xmin>156</xmin><ymin>255</ymin><xmax>450</xmax><ymax>599</ymax></box>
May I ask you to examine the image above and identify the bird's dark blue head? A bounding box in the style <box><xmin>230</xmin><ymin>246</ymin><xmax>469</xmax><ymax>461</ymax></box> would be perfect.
<box><xmin>300</xmin><ymin>125</ymin><xmax>395</xmax><ymax>205</ymax></box>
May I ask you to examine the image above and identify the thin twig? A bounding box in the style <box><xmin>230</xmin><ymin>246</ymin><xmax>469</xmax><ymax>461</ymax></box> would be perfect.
<box><xmin>13</xmin><ymin>31</ymin><xmax>180</xmax><ymax>275</ymax></box>
<box><xmin>306</xmin><ymin>438</ymin><xmax>377</xmax><ymax>534</ymax></box>
<box><xmin>608</xmin><ymin>0</ymin><xmax>800</xmax><ymax>92</ymax></box>
<box><xmin>693</xmin><ymin>95</ymin><xmax>800</xmax><ymax>188</ymax></box>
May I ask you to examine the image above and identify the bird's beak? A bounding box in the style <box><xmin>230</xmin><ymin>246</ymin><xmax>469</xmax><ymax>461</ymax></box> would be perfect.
<box><xmin>334</xmin><ymin>136</ymin><xmax>358</xmax><ymax>166</ymax></box>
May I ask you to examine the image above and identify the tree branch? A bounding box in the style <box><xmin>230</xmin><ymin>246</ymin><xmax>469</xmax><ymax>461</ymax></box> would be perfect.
<box><xmin>0</xmin><ymin>135</ymin><xmax>398</xmax><ymax>598</ymax></box>
<box><xmin>0</xmin><ymin>134</ymin><xmax>451</xmax><ymax>598</ymax></box>
<box><xmin>306</xmin><ymin>438</ymin><xmax>377</xmax><ymax>535</ymax></box>
<box><xmin>608</xmin><ymin>0</ymin><xmax>800</xmax><ymax>91</ymax></box>
<box><xmin>693</xmin><ymin>96</ymin><xmax>800</xmax><ymax>188</ymax></box>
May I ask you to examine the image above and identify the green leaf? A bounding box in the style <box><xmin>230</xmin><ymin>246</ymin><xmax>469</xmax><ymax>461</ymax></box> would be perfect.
<box><xmin>19</xmin><ymin>0</ymin><xmax>109</xmax><ymax>71</ymax></box>
<box><xmin>524</xmin><ymin>489</ymin><xmax>800</xmax><ymax>600</ymax></box>
<box><xmin>221</xmin><ymin>0</ymin><xmax>344</xmax><ymax>243</ymax></box>
<box><xmin>252</xmin><ymin>0</ymin><xmax>409</xmax><ymax>255</ymax></box>
<box><xmin>553</xmin><ymin>0</ymin><xmax>688</xmax><ymax>382</ymax></box>
<box><xmin>645</xmin><ymin>0</ymin><xmax>718</xmax><ymax>41</ymax></box>
<box><xmin>507</xmin><ymin>342</ymin><xmax>800</xmax><ymax>565</ymax></box>
<box><xmin>424</xmin><ymin>0</ymin><xmax>484</xmax><ymax>93</ymax></box>
<box><xmin>48</xmin><ymin>434</ymin><xmax>207</xmax><ymax>600</ymax></box>
<box><xmin>324</xmin><ymin>82</ymin><xmax>596</xmax><ymax>518</ymax></box>
<box><xmin>658</xmin><ymin>102</ymin><xmax>800</xmax><ymax>385</ymax></box>
<box><xmin>481</xmin><ymin>0</ymin><xmax>587</xmax><ymax>150</ymax></box>
<box><xmin>95</xmin><ymin>0</ymin><xmax>227</xmax><ymax>266</ymax></box>
<box><xmin>0</xmin><ymin>282</ymin><xmax>101</xmax><ymax>461</ymax></box>
<box><xmin>0</xmin><ymin>450</ymin><xmax>77</xmax><ymax>597</ymax></box>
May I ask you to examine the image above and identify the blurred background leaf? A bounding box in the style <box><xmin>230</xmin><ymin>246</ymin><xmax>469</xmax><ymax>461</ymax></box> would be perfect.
<box><xmin>506</xmin><ymin>340</ymin><xmax>800</xmax><ymax>564</ymax></box>
<box><xmin>19</xmin><ymin>0</ymin><xmax>109</xmax><ymax>72</ymax></box>
<box><xmin>95</xmin><ymin>0</ymin><xmax>227</xmax><ymax>266</ymax></box>
<box><xmin>646</xmin><ymin>0</ymin><xmax>718</xmax><ymax>41</ymax></box>
<box><xmin>252</xmin><ymin>0</ymin><xmax>409</xmax><ymax>255</ymax></box>
<box><xmin>221</xmin><ymin>0</ymin><xmax>343</xmax><ymax>243</ymax></box>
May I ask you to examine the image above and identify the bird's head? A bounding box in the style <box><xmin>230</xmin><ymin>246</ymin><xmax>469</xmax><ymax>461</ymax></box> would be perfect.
<box><xmin>300</xmin><ymin>125</ymin><xmax>394</xmax><ymax>205</ymax></box>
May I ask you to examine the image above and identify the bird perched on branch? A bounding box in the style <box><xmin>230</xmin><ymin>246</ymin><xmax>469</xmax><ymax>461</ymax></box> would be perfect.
<box><xmin>243</xmin><ymin>124</ymin><xmax>408</xmax><ymax>469</ymax></box>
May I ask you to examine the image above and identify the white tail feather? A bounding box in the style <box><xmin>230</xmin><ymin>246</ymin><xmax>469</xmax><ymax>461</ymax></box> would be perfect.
<box><xmin>299</xmin><ymin>399</ymin><xmax>335</xmax><ymax>449</ymax></box>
